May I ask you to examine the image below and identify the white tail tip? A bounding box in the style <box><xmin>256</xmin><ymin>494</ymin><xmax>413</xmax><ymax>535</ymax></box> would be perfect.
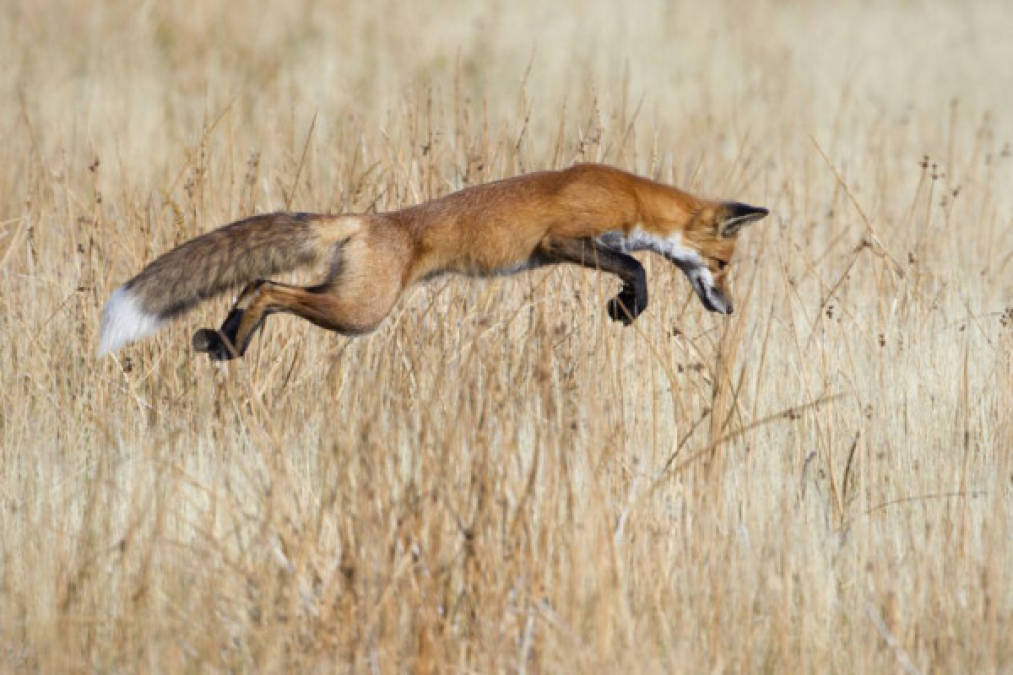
<box><xmin>98</xmin><ymin>285</ymin><xmax>164</xmax><ymax>356</ymax></box>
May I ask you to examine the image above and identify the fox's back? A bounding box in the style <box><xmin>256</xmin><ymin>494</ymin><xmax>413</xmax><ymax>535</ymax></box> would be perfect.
<box><xmin>392</xmin><ymin>165</ymin><xmax>642</xmax><ymax>278</ymax></box>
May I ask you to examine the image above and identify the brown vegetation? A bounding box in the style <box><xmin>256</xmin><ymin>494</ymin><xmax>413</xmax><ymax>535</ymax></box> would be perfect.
<box><xmin>1</xmin><ymin>0</ymin><xmax>1010</xmax><ymax>671</ymax></box>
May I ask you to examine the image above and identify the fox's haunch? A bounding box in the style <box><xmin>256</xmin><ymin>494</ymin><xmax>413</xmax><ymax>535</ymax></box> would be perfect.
<box><xmin>98</xmin><ymin>213</ymin><xmax>324</xmax><ymax>354</ymax></box>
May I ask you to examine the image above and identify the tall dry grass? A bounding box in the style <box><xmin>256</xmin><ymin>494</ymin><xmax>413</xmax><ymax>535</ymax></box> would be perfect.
<box><xmin>1</xmin><ymin>0</ymin><xmax>1011</xmax><ymax>671</ymax></box>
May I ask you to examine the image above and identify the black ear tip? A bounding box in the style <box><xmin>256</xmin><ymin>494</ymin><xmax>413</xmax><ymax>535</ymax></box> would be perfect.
<box><xmin>730</xmin><ymin>202</ymin><xmax>769</xmax><ymax>219</ymax></box>
<box><xmin>720</xmin><ymin>202</ymin><xmax>769</xmax><ymax>237</ymax></box>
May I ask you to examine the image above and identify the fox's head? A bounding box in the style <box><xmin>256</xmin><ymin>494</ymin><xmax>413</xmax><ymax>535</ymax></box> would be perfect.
<box><xmin>678</xmin><ymin>201</ymin><xmax>769</xmax><ymax>314</ymax></box>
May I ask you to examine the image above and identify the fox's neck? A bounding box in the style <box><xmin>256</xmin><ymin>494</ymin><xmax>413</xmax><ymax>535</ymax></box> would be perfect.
<box><xmin>630</xmin><ymin>175</ymin><xmax>703</xmax><ymax>228</ymax></box>
<box><xmin>601</xmin><ymin>176</ymin><xmax>709</xmax><ymax>268</ymax></box>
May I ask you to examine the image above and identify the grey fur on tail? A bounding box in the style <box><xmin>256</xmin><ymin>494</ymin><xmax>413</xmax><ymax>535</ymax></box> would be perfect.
<box><xmin>98</xmin><ymin>213</ymin><xmax>323</xmax><ymax>355</ymax></box>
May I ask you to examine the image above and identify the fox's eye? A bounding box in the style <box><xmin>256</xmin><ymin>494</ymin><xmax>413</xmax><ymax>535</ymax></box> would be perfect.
<box><xmin>715</xmin><ymin>259</ymin><xmax>728</xmax><ymax>271</ymax></box>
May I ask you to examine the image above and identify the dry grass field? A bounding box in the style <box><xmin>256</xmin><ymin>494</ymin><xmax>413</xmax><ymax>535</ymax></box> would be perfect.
<box><xmin>2</xmin><ymin>0</ymin><xmax>1012</xmax><ymax>672</ymax></box>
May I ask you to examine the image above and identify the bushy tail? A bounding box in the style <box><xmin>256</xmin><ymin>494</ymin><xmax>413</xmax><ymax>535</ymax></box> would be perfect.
<box><xmin>99</xmin><ymin>212</ymin><xmax>328</xmax><ymax>355</ymax></box>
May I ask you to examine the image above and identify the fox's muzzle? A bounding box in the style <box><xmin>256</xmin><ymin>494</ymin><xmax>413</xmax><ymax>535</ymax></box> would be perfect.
<box><xmin>700</xmin><ymin>287</ymin><xmax>733</xmax><ymax>314</ymax></box>
<box><xmin>688</xmin><ymin>269</ymin><xmax>733</xmax><ymax>314</ymax></box>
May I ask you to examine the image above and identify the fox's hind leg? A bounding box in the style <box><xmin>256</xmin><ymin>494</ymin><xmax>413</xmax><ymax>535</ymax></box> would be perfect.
<box><xmin>192</xmin><ymin>279</ymin><xmax>275</xmax><ymax>360</ymax></box>
<box><xmin>192</xmin><ymin>237</ymin><xmax>407</xmax><ymax>360</ymax></box>
<box><xmin>192</xmin><ymin>273</ymin><xmax>403</xmax><ymax>360</ymax></box>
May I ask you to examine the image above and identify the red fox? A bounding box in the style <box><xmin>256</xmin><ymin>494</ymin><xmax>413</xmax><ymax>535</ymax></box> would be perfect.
<box><xmin>98</xmin><ymin>163</ymin><xmax>768</xmax><ymax>359</ymax></box>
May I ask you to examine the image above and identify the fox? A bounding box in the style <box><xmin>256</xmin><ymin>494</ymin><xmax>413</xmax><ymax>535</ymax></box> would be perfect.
<box><xmin>98</xmin><ymin>163</ymin><xmax>768</xmax><ymax>360</ymax></box>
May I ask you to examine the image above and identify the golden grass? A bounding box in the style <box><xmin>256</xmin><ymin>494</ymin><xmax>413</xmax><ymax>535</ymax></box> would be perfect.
<box><xmin>1</xmin><ymin>0</ymin><xmax>1011</xmax><ymax>671</ymax></box>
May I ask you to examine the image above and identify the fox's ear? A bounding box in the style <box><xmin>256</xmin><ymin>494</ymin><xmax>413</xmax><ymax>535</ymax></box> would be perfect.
<box><xmin>718</xmin><ymin>202</ymin><xmax>769</xmax><ymax>237</ymax></box>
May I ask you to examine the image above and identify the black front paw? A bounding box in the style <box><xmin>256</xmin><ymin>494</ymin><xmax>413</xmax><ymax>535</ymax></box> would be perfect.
<box><xmin>607</xmin><ymin>296</ymin><xmax>634</xmax><ymax>324</ymax></box>
<box><xmin>192</xmin><ymin>328</ymin><xmax>239</xmax><ymax>361</ymax></box>
<box><xmin>606</xmin><ymin>285</ymin><xmax>647</xmax><ymax>325</ymax></box>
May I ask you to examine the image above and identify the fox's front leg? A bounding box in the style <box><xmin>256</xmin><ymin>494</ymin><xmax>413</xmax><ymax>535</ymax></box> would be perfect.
<box><xmin>539</xmin><ymin>237</ymin><xmax>648</xmax><ymax>325</ymax></box>
<box><xmin>606</xmin><ymin>279</ymin><xmax>648</xmax><ymax>325</ymax></box>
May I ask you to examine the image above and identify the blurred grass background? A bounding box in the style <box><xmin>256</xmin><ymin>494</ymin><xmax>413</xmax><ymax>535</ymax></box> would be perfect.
<box><xmin>1</xmin><ymin>0</ymin><xmax>1011</xmax><ymax>671</ymax></box>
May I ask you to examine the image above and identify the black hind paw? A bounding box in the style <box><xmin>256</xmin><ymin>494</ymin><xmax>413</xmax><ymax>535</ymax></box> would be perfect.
<box><xmin>192</xmin><ymin>328</ymin><xmax>239</xmax><ymax>361</ymax></box>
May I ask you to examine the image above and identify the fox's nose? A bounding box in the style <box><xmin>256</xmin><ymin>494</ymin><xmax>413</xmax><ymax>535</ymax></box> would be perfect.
<box><xmin>701</xmin><ymin>287</ymin><xmax>733</xmax><ymax>314</ymax></box>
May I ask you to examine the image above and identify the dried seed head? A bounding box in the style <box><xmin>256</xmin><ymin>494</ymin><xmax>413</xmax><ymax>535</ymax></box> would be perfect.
<box><xmin>1000</xmin><ymin>307</ymin><xmax>1013</xmax><ymax>328</ymax></box>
